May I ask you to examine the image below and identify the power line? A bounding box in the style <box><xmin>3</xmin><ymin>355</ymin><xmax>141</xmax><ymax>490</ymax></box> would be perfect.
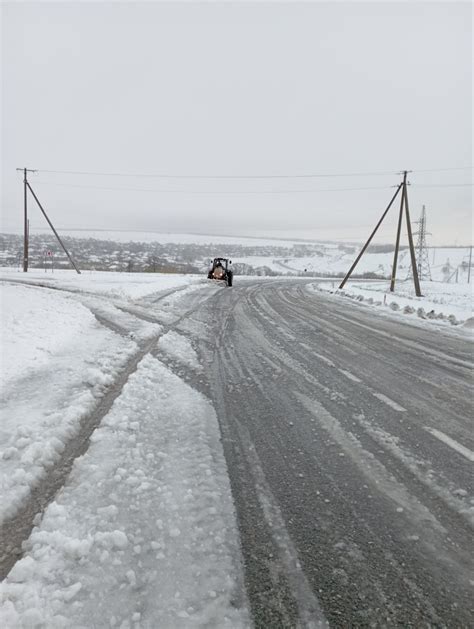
<box><xmin>409</xmin><ymin>166</ymin><xmax>474</xmax><ymax>173</ymax></box>
<box><xmin>30</xmin><ymin>180</ymin><xmax>473</xmax><ymax>194</ymax></box>
<box><xmin>411</xmin><ymin>183</ymin><xmax>474</xmax><ymax>188</ymax></box>
<box><xmin>31</xmin><ymin>180</ymin><xmax>394</xmax><ymax>194</ymax></box>
<box><xmin>34</xmin><ymin>169</ymin><xmax>400</xmax><ymax>179</ymax></box>
<box><xmin>33</xmin><ymin>166</ymin><xmax>473</xmax><ymax>180</ymax></box>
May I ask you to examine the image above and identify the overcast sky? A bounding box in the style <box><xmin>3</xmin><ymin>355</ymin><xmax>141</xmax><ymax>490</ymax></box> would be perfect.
<box><xmin>2</xmin><ymin>1</ymin><xmax>472</xmax><ymax>245</ymax></box>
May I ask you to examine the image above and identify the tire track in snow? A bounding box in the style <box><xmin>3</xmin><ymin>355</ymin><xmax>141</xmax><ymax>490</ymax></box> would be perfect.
<box><xmin>0</xmin><ymin>284</ymin><xmax>219</xmax><ymax>580</ymax></box>
<box><xmin>0</xmin><ymin>335</ymin><xmax>159</xmax><ymax>579</ymax></box>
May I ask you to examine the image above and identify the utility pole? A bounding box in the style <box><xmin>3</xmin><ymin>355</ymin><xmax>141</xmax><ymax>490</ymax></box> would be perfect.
<box><xmin>468</xmin><ymin>245</ymin><xmax>472</xmax><ymax>284</ymax></box>
<box><xmin>404</xmin><ymin>179</ymin><xmax>422</xmax><ymax>296</ymax></box>
<box><xmin>340</xmin><ymin>170</ymin><xmax>422</xmax><ymax>296</ymax></box>
<box><xmin>388</xmin><ymin>171</ymin><xmax>422</xmax><ymax>295</ymax></box>
<box><xmin>23</xmin><ymin>168</ymin><xmax>27</xmax><ymax>272</ymax></box>
<box><xmin>390</xmin><ymin>171</ymin><xmax>407</xmax><ymax>292</ymax></box>
<box><xmin>19</xmin><ymin>167</ymin><xmax>37</xmax><ymax>272</ymax></box>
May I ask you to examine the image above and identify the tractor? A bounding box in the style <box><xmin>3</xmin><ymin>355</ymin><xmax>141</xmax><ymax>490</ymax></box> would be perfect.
<box><xmin>207</xmin><ymin>257</ymin><xmax>233</xmax><ymax>287</ymax></box>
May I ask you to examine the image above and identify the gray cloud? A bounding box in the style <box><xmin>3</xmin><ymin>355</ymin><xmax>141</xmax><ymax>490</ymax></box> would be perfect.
<box><xmin>2</xmin><ymin>1</ymin><xmax>472</xmax><ymax>245</ymax></box>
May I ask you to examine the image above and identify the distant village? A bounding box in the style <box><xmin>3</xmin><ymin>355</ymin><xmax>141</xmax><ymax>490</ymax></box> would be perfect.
<box><xmin>0</xmin><ymin>233</ymin><xmax>365</xmax><ymax>277</ymax></box>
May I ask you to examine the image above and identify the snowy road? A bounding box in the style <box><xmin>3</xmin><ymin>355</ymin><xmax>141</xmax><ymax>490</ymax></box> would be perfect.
<box><xmin>195</xmin><ymin>280</ymin><xmax>473</xmax><ymax>627</ymax></box>
<box><xmin>1</xmin><ymin>275</ymin><xmax>473</xmax><ymax>627</ymax></box>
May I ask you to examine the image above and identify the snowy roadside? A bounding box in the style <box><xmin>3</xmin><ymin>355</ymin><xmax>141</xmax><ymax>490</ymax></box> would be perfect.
<box><xmin>0</xmin><ymin>272</ymin><xmax>209</xmax><ymax>523</ymax></box>
<box><xmin>310</xmin><ymin>280</ymin><xmax>473</xmax><ymax>328</ymax></box>
<box><xmin>0</xmin><ymin>283</ymin><xmax>142</xmax><ymax>522</ymax></box>
<box><xmin>0</xmin><ymin>355</ymin><xmax>249</xmax><ymax>628</ymax></box>
<box><xmin>0</xmin><ymin>275</ymin><xmax>249</xmax><ymax>627</ymax></box>
<box><xmin>0</xmin><ymin>268</ymin><xmax>204</xmax><ymax>300</ymax></box>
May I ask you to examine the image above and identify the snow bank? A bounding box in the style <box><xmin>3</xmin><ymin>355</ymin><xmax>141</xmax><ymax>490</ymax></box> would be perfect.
<box><xmin>312</xmin><ymin>280</ymin><xmax>473</xmax><ymax>326</ymax></box>
<box><xmin>0</xmin><ymin>356</ymin><xmax>249</xmax><ymax>628</ymax></box>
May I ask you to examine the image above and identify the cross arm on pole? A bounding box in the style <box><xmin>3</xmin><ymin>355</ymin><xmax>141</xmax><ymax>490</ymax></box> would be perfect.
<box><xmin>16</xmin><ymin>167</ymin><xmax>37</xmax><ymax>177</ymax></box>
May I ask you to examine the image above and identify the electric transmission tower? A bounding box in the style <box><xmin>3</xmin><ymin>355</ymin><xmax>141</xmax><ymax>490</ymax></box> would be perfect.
<box><xmin>407</xmin><ymin>205</ymin><xmax>432</xmax><ymax>281</ymax></box>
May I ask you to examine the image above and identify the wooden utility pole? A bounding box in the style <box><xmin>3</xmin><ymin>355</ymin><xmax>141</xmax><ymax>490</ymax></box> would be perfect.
<box><xmin>18</xmin><ymin>167</ymin><xmax>36</xmax><ymax>272</ymax></box>
<box><xmin>23</xmin><ymin>168</ymin><xmax>28</xmax><ymax>272</ymax></box>
<box><xmin>403</xmin><ymin>178</ymin><xmax>422</xmax><ymax>296</ymax></box>
<box><xmin>390</xmin><ymin>171</ymin><xmax>407</xmax><ymax>292</ymax></box>
<box><xmin>468</xmin><ymin>245</ymin><xmax>472</xmax><ymax>284</ymax></box>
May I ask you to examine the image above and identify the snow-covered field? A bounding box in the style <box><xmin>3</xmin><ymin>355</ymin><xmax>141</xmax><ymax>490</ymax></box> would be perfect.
<box><xmin>0</xmin><ymin>272</ymin><xmax>249</xmax><ymax>628</ymax></box>
<box><xmin>29</xmin><ymin>228</ymin><xmax>310</xmax><ymax>249</ymax></box>
<box><xmin>236</xmin><ymin>246</ymin><xmax>472</xmax><ymax>281</ymax></box>
<box><xmin>313</xmin><ymin>280</ymin><xmax>473</xmax><ymax>327</ymax></box>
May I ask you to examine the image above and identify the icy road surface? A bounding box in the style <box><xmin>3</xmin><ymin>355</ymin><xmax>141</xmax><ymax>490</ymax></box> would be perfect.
<box><xmin>194</xmin><ymin>280</ymin><xmax>473</xmax><ymax>627</ymax></box>
<box><xmin>1</xmin><ymin>276</ymin><xmax>473</xmax><ymax>627</ymax></box>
